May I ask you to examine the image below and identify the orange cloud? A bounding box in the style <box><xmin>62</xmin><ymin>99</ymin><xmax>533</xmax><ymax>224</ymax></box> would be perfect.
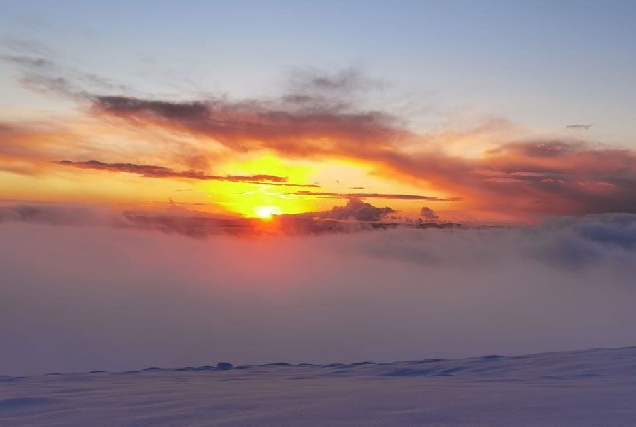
<box><xmin>0</xmin><ymin>122</ymin><xmax>78</xmax><ymax>175</ymax></box>
<box><xmin>86</xmin><ymin>93</ymin><xmax>636</xmax><ymax>219</ymax></box>
<box><xmin>90</xmin><ymin>95</ymin><xmax>408</xmax><ymax>159</ymax></box>
<box><xmin>5</xmin><ymin>54</ymin><xmax>636</xmax><ymax>221</ymax></box>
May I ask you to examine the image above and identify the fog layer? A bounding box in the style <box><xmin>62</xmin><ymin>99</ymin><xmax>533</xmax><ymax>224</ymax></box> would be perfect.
<box><xmin>1</xmin><ymin>214</ymin><xmax>636</xmax><ymax>375</ymax></box>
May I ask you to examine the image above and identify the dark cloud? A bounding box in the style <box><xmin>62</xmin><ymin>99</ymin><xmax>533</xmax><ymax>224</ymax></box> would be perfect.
<box><xmin>420</xmin><ymin>207</ymin><xmax>439</xmax><ymax>222</ymax></box>
<box><xmin>95</xmin><ymin>97</ymin><xmax>208</xmax><ymax>119</ymax></box>
<box><xmin>55</xmin><ymin>159</ymin><xmax>318</xmax><ymax>186</ymax></box>
<box><xmin>292</xmin><ymin>190</ymin><xmax>459</xmax><ymax>201</ymax></box>
<box><xmin>90</xmin><ymin>94</ymin><xmax>407</xmax><ymax>158</ymax></box>
<box><xmin>566</xmin><ymin>124</ymin><xmax>593</xmax><ymax>130</ymax></box>
<box><xmin>313</xmin><ymin>198</ymin><xmax>396</xmax><ymax>222</ymax></box>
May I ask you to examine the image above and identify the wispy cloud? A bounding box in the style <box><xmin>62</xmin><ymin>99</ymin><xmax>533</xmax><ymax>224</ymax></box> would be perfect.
<box><xmin>1</xmin><ymin>42</ymin><xmax>128</xmax><ymax>98</ymax></box>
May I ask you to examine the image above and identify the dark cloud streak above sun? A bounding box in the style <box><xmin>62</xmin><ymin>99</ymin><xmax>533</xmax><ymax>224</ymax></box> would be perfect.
<box><xmin>91</xmin><ymin>94</ymin><xmax>406</xmax><ymax>157</ymax></box>
<box><xmin>55</xmin><ymin>159</ymin><xmax>317</xmax><ymax>186</ymax></box>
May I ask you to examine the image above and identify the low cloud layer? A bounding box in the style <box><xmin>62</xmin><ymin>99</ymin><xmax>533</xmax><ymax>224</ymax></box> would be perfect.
<box><xmin>1</xmin><ymin>215</ymin><xmax>636</xmax><ymax>375</ymax></box>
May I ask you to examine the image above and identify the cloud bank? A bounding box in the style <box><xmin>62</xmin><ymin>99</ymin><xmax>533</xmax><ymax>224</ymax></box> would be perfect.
<box><xmin>1</xmin><ymin>215</ymin><xmax>636</xmax><ymax>375</ymax></box>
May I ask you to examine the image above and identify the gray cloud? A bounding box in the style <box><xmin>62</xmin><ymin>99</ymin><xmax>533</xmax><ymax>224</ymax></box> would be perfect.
<box><xmin>566</xmin><ymin>124</ymin><xmax>593</xmax><ymax>130</ymax></box>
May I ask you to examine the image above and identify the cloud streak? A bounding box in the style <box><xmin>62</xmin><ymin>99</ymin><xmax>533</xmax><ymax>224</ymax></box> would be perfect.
<box><xmin>55</xmin><ymin>159</ymin><xmax>317</xmax><ymax>186</ymax></box>
<box><xmin>291</xmin><ymin>190</ymin><xmax>459</xmax><ymax>201</ymax></box>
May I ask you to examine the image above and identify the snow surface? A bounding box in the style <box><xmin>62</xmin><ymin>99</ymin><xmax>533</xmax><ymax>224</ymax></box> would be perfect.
<box><xmin>1</xmin><ymin>346</ymin><xmax>636</xmax><ymax>426</ymax></box>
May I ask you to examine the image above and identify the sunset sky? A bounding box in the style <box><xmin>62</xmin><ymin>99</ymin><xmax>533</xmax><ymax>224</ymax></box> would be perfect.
<box><xmin>2</xmin><ymin>0</ymin><xmax>636</xmax><ymax>223</ymax></box>
<box><xmin>4</xmin><ymin>0</ymin><xmax>636</xmax><ymax>389</ymax></box>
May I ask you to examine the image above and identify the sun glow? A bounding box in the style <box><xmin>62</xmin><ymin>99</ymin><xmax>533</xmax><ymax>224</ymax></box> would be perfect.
<box><xmin>254</xmin><ymin>205</ymin><xmax>283</xmax><ymax>219</ymax></box>
<box><xmin>208</xmin><ymin>155</ymin><xmax>320</xmax><ymax>217</ymax></box>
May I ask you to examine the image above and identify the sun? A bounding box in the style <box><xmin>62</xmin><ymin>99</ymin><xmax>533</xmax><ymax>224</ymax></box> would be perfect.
<box><xmin>254</xmin><ymin>205</ymin><xmax>283</xmax><ymax>220</ymax></box>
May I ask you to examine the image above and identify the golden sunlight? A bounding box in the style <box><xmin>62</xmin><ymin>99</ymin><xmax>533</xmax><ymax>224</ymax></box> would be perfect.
<box><xmin>207</xmin><ymin>155</ymin><xmax>319</xmax><ymax>217</ymax></box>
<box><xmin>254</xmin><ymin>205</ymin><xmax>282</xmax><ymax>219</ymax></box>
